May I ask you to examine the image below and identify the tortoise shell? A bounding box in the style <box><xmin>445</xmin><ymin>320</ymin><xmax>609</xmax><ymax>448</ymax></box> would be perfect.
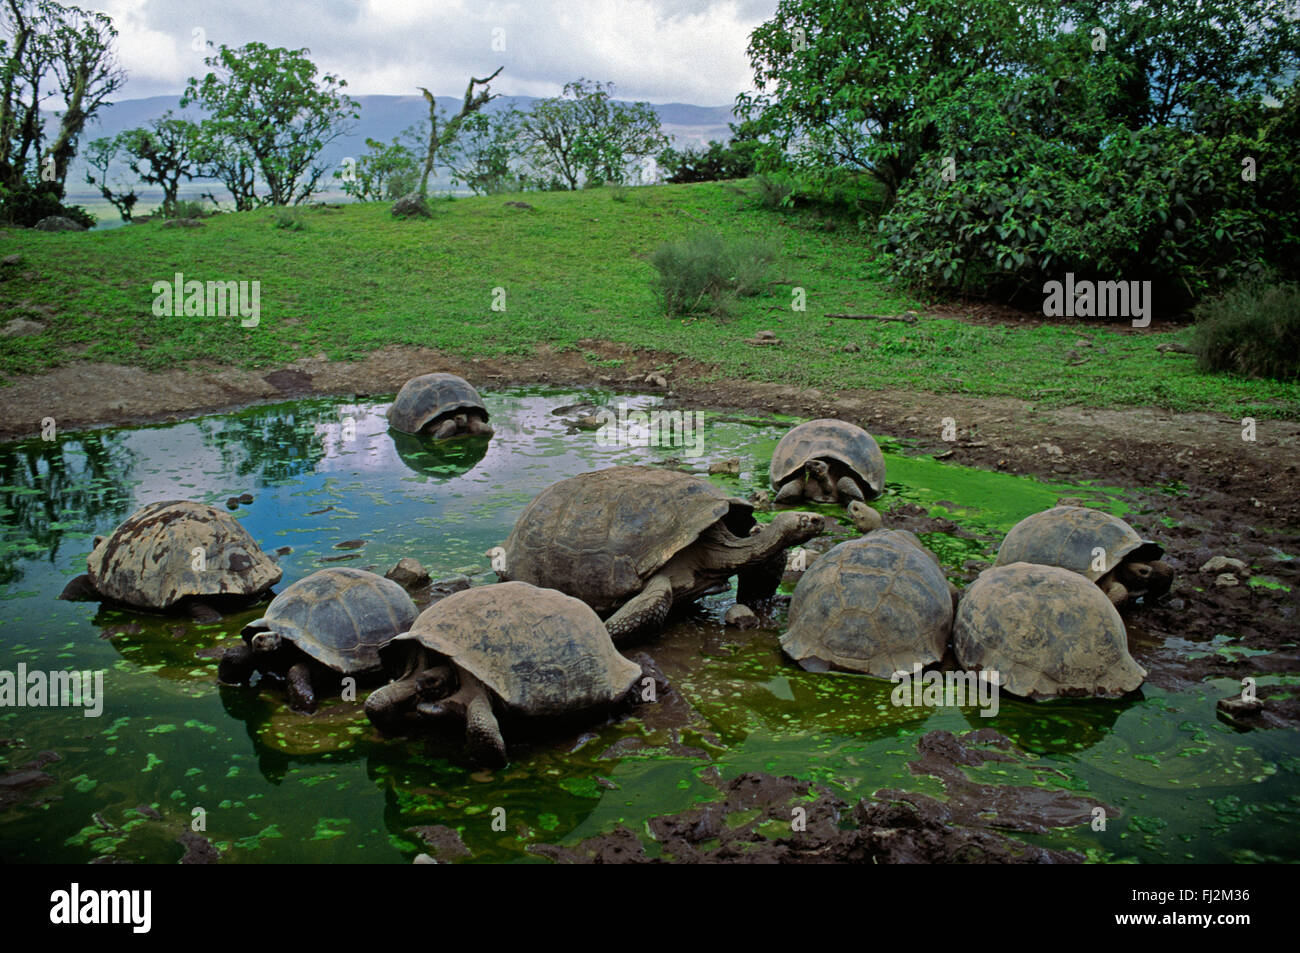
<box><xmin>387</xmin><ymin>373</ymin><xmax>489</xmax><ymax>436</ymax></box>
<box><xmin>500</xmin><ymin>466</ymin><xmax>754</xmax><ymax>614</ymax></box>
<box><xmin>380</xmin><ymin>582</ymin><xmax>641</xmax><ymax>715</ymax></box>
<box><xmin>769</xmin><ymin>418</ymin><xmax>885</xmax><ymax>498</ymax></box>
<box><xmin>241</xmin><ymin>567</ymin><xmax>417</xmax><ymax>675</ymax></box>
<box><xmin>995</xmin><ymin>506</ymin><xmax>1163</xmax><ymax>583</ymax></box>
<box><xmin>953</xmin><ymin>562</ymin><xmax>1145</xmax><ymax>699</ymax></box>
<box><xmin>781</xmin><ymin>530</ymin><xmax>952</xmax><ymax>677</ymax></box>
<box><xmin>86</xmin><ymin>500</ymin><xmax>281</xmax><ymax>610</ymax></box>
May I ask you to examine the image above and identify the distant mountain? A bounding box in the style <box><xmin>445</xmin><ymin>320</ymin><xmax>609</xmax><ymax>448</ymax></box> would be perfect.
<box><xmin>54</xmin><ymin>93</ymin><xmax>738</xmax><ymax>209</ymax></box>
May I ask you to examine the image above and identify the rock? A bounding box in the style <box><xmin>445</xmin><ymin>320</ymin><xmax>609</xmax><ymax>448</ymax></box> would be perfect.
<box><xmin>177</xmin><ymin>830</ymin><xmax>219</xmax><ymax>864</ymax></box>
<box><xmin>1200</xmin><ymin>556</ymin><xmax>1248</xmax><ymax>575</ymax></box>
<box><xmin>724</xmin><ymin>604</ymin><xmax>759</xmax><ymax>629</ymax></box>
<box><xmin>1215</xmin><ymin>573</ymin><xmax>1239</xmax><ymax>588</ymax></box>
<box><xmin>503</xmin><ymin>201</ymin><xmax>533</xmax><ymax>210</ymax></box>
<box><xmin>754</xmin><ymin>330</ymin><xmax>778</xmax><ymax>340</ymax></box>
<box><xmin>391</xmin><ymin>192</ymin><xmax>431</xmax><ymax>219</ymax></box>
<box><xmin>413</xmin><ymin>853</ymin><xmax>437</xmax><ymax>864</ymax></box>
<box><xmin>575</xmin><ymin>414</ymin><xmax>604</xmax><ymax>430</ymax></box>
<box><xmin>1038</xmin><ymin>443</ymin><xmax>1064</xmax><ymax>457</ymax></box>
<box><xmin>429</xmin><ymin>574</ymin><xmax>472</xmax><ymax>596</ymax></box>
<box><xmin>748</xmin><ymin>488</ymin><xmax>771</xmax><ymax>506</ymax></box>
<box><xmin>1</xmin><ymin>253</ymin><xmax>21</xmax><ymax>266</ymax></box>
<box><xmin>708</xmin><ymin>457</ymin><xmax>740</xmax><ymax>475</ymax></box>
<box><xmin>645</xmin><ymin>373</ymin><xmax>668</xmax><ymax>389</ymax></box>
<box><xmin>386</xmin><ymin>557</ymin><xmax>430</xmax><ymax>590</ymax></box>
<box><xmin>334</xmin><ymin>539</ymin><xmax>365</xmax><ymax>550</ymax></box>
<box><xmin>58</xmin><ymin>574</ymin><xmax>99</xmax><ymax>602</ymax></box>
<box><xmin>843</xmin><ymin>342</ymin><xmax>860</xmax><ymax>353</ymax></box>
<box><xmin>747</xmin><ymin>335</ymin><xmax>781</xmax><ymax>346</ymax></box>
<box><xmin>407</xmin><ymin>824</ymin><xmax>471</xmax><ymax>861</ymax></box>
<box><xmin>33</xmin><ymin>215</ymin><xmax>85</xmax><ymax>232</ymax></box>
<box><xmin>162</xmin><ymin>218</ymin><xmax>204</xmax><ymax>229</ymax></box>
<box><xmin>225</xmin><ymin>496</ymin><xmax>241</xmax><ymax>510</ymax></box>
<box><xmin>1</xmin><ymin>318</ymin><xmax>45</xmax><ymax>337</ymax></box>
<box><xmin>847</xmin><ymin>500</ymin><xmax>883</xmax><ymax>533</ymax></box>
<box><xmin>238</xmin><ymin>492</ymin><xmax>254</xmax><ymax>504</ymax></box>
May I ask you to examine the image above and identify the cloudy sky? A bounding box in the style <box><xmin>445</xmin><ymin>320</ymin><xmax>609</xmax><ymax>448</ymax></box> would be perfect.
<box><xmin>82</xmin><ymin>0</ymin><xmax>777</xmax><ymax>105</ymax></box>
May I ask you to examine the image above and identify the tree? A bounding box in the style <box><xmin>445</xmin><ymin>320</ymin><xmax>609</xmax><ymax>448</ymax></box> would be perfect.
<box><xmin>515</xmin><ymin>79</ymin><xmax>668</xmax><ymax>190</ymax></box>
<box><xmin>118</xmin><ymin>111</ymin><xmax>202</xmax><ymax>213</ymax></box>
<box><xmin>413</xmin><ymin>66</ymin><xmax>503</xmax><ymax>198</ymax></box>
<box><xmin>1059</xmin><ymin>0</ymin><xmax>1300</xmax><ymax>129</ymax></box>
<box><xmin>736</xmin><ymin>0</ymin><xmax>1059</xmax><ymax>204</ymax></box>
<box><xmin>182</xmin><ymin>42</ymin><xmax>358</xmax><ymax>205</ymax></box>
<box><xmin>83</xmin><ymin>133</ymin><xmax>135</xmax><ymax>220</ymax></box>
<box><xmin>335</xmin><ymin>134</ymin><xmax>419</xmax><ymax>201</ymax></box>
<box><xmin>1</xmin><ymin>1</ymin><xmax>122</xmax><ymax>190</ymax></box>
<box><xmin>441</xmin><ymin>108</ymin><xmax>520</xmax><ymax>194</ymax></box>
<box><xmin>43</xmin><ymin>2</ymin><xmax>124</xmax><ymax>185</ymax></box>
<box><xmin>190</xmin><ymin>121</ymin><xmax>258</xmax><ymax>211</ymax></box>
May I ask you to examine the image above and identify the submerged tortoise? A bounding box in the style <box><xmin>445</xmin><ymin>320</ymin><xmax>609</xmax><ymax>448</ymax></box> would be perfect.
<box><xmin>387</xmin><ymin>372</ymin><xmax>493</xmax><ymax>439</ymax></box>
<box><xmin>365</xmin><ymin>582</ymin><xmax>643</xmax><ymax>765</ymax></box>
<box><xmin>219</xmin><ymin>567</ymin><xmax>418</xmax><ymax>712</ymax></box>
<box><xmin>770</xmin><ymin>418</ymin><xmax>886</xmax><ymax>505</ymax></box>
<box><xmin>953</xmin><ymin>562</ymin><xmax>1145</xmax><ymax>699</ymax></box>
<box><xmin>782</xmin><ymin>530</ymin><xmax>953</xmax><ymax>677</ymax></box>
<box><xmin>492</xmin><ymin>466</ymin><xmax>825</xmax><ymax>642</ymax></box>
<box><xmin>995</xmin><ymin>506</ymin><xmax>1172</xmax><ymax>606</ymax></box>
<box><xmin>60</xmin><ymin>500</ymin><xmax>281</xmax><ymax>618</ymax></box>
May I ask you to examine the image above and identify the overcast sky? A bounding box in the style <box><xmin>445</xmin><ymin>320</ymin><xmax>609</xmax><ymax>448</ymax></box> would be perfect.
<box><xmin>82</xmin><ymin>0</ymin><xmax>777</xmax><ymax>105</ymax></box>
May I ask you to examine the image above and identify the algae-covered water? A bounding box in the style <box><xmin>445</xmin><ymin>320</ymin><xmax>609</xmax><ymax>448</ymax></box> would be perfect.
<box><xmin>1</xmin><ymin>388</ymin><xmax>1296</xmax><ymax>863</ymax></box>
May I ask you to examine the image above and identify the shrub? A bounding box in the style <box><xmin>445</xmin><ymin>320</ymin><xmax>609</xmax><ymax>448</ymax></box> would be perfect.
<box><xmin>1193</xmin><ymin>279</ymin><xmax>1300</xmax><ymax>381</ymax></box>
<box><xmin>752</xmin><ymin>173</ymin><xmax>795</xmax><ymax>209</ymax></box>
<box><xmin>657</xmin><ymin>137</ymin><xmax>759</xmax><ymax>183</ymax></box>
<box><xmin>272</xmin><ymin>209</ymin><xmax>306</xmax><ymax>230</ymax></box>
<box><xmin>650</xmin><ymin>231</ymin><xmax>778</xmax><ymax>316</ymax></box>
<box><xmin>0</xmin><ymin>180</ymin><xmax>96</xmax><ymax>229</ymax></box>
<box><xmin>163</xmin><ymin>199</ymin><xmax>207</xmax><ymax>220</ymax></box>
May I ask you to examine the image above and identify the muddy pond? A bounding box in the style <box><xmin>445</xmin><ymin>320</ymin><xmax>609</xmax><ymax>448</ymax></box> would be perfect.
<box><xmin>1</xmin><ymin>388</ymin><xmax>1296</xmax><ymax>863</ymax></box>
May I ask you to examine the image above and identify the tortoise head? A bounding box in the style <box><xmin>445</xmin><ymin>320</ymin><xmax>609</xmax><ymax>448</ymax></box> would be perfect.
<box><xmin>805</xmin><ymin>459</ymin><xmax>830</xmax><ymax>479</ymax></box>
<box><xmin>250</xmin><ymin>630</ymin><xmax>283</xmax><ymax>654</ymax></box>
<box><xmin>770</xmin><ymin>510</ymin><xmax>826</xmax><ymax>544</ymax></box>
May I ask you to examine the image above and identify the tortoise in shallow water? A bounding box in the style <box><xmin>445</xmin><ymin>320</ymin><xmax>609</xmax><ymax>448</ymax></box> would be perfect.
<box><xmin>782</xmin><ymin>529</ymin><xmax>953</xmax><ymax>677</ymax></box>
<box><xmin>494</xmin><ymin>466</ymin><xmax>825</xmax><ymax>642</ymax></box>
<box><xmin>995</xmin><ymin>506</ymin><xmax>1172</xmax><ymax>606</ymax></box>
<box><xmin>60</xmin><ymin>500</ymin><xmax>281</xmax><ymax>617</ymax></box>
<box><xmin>364</xmin><ymin>582</ymin><xmax>642</xmax><ymax>765</ymax></box>
<box><xmin>387</xmin><ymin>372</ymin><xmax>493</xmax><ymax>438</ymax></box>
<box><xmin>219</xmin><ymin>567</ymin><xmax>418</xmax><ymax>712</ymax></box>
<box><xmin>770</xmin><ymin>419</ymin><xmax>885</xmax><ymax>505</ymax></box>
<box><xmin>953</xmin><ymin>562</ymin><xmax>1145</xmax><ymax>699</ymax></box>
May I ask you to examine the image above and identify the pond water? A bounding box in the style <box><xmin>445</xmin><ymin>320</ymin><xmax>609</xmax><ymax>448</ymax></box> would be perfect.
<box><xmin>1</xmin><ymin>388</ymin><xmax>1296</xmax><ymax>863</ymax></box>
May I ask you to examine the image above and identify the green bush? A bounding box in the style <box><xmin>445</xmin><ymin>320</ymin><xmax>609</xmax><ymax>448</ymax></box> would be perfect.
<box><xmin>1193</xmin><ymin>279</ymin><xmax>1300</xmax><ymax>381</ymax></box>
<box><xmin>650</xmin><ymin>231</ymin><xmax>778</xmax><ymax>316</ymax></box>
<box><xmin>163</xmin><ymin>199</ymin><xmax>207</xmax><ymax>220</ymax></box>
<box><xmin>0</xmin><ymin>180</ymin><xmax>96</xmax><ymax>229</ymax></box>
<box><xmin>877</xmin><ymin>71</ymin><xmax>1300</xmax><ymax>313</ymax></box>
<box><xmin>272</xmin><ymin>209</ymin><xmax>306</xmax><ymax>231</ymax></box>
<box><xmin>752</xmin><ymin>173</ymin><xmax>795</xmax><ymax>209</ymax></box>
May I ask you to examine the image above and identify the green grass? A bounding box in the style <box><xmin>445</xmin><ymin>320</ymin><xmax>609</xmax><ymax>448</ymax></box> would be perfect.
<box><xmin>2</xmin><ymin>180</ymin><xmax>1297</xmax><ymax>419</ymax></box>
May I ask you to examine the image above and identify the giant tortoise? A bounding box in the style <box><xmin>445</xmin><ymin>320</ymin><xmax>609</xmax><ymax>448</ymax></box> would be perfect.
<box><xmin>492</xmin><ymin>466</ymin><xmax>824</xmax><ymax>642</ymax></box>
<box><xmin>782</xmin><ymin>529</ymin><xmax>954</xmax><ymax>677</ymax></box>
<box><xmin>364</xmin><ymin>582</ymin><xmax>643</xmax><ymax>765</ymax></box>
<box><xmin>219</xmin><ymin>567</ymin><xmax>418</xmax><ymax>712</ymax></box>
<box><xmin>387</xmin><ymin>372</ymin><xmax>493</xmax><ymax>439</ymax></box>
<box><xmin>995</xmin><ymin>506</ymin><xmax>1172</xmax><ymax>606</ymax></box>
<box><xmin>770</xmin><ymin>418</ymin><xmax>886</xmax><ymax>505</ymax></box>
<box><xmin>59</xmin><ymin>500</ymin><xmax>282</xmax><ymax>617</ymax></box>
<box><xmin>953</xmin><ymin>562</ymin><xmax>1146</xmax><ymax>699</ymax></box>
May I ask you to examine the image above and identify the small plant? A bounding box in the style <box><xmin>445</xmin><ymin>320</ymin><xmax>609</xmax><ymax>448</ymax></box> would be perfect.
<box><xmin>164</xmin><ymin>199</ymin><xmax>206</xmax><ymax>220</ymax></box>
<box><xmin>272</xmin><ymin>209</ymin><xmax>306</xmax><ymax>231</ymax></box>
<box><xmin>1193</xmin><ymin>279</ymin><xmax>1300</xmax><ymax>381</ymax></box>
<box><xmin>752</xmin><ymin>173</ymin><xmax>794</xmax><ymax>209</ymax></box>
<box><xmin>650</xmin><ymin>231</ymin><xmax>778</xmax><ymax>317</ymax></box>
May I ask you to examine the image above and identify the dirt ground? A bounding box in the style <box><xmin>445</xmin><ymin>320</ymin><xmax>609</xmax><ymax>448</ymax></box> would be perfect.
<box><xmin>3</xmin><ymin>340</ymin><xmax>1297</xmax><ymax>864</ymax></box>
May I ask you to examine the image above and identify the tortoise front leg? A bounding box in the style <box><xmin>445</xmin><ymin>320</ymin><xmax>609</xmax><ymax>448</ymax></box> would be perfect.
<box><xmin>773</xmin><ymin>478</ymin><xmax>805</xmax><ymax>504</ymax></box>
<box><xmin>430</xmin><ymin>417</ymin><xmax>459</xmax><ymax>439</ymax></box>
<box><xmin>737</xmin><ymin>551</ymin><xmax>786</xmax><ymax>605</ymax></box>
<box><xmin>835</xmin><ymin>475</ymin><xmax>866</xmax><ymax>503</ymax></box>
<box><xmin>460</xmin><ymin>672</ymin><xmax>507</xmax><ymax>767</ymax></box>
<box><xmin>218</xmin><ymin>642</ymin><xmax>256</xmax><ymax>684</ymax></box>
<box><xmin>603</xmin><ymin>573</ymin><xmax>673</xmax><ymax>645</ymax></box>
<box><xmin>286</xmin><ymin>661</ymin><xmax>318</xmax><ymax>713</ymax></box>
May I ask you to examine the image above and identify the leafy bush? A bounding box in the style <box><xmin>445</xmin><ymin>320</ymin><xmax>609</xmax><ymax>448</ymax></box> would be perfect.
<box><xmin>878</xmin><ymin>71</ymin><xmax>1300</xmax><ymax>313</ymax></box>
<box><xmin>752</xmin><ymin>173</ymin><xmax>795</xmax><ymax>209</ymax></box>
<box><xmin>658</xmin><ymin>137</ymin><xmax>759</xmax><ymax>183</ymax></box>
<box><xmin>650</xmin><ymin>231</ymin><xmax>778</xmax><ymax>316</ymax></box>
<box><xmin>163</xmin><ymin>199</ymin><xmax>207</xmax><ymax>220</ymax></box>
<box><xmin>0</xmin><ymin>180</ymin><xmax>95</xmax><ymax>229</ymax></box>
<box><xmin>1193</xmin><ymin>279</ymin><xmax>1300</xmax><ymax>381</ymax></box>
<box><xmin>272</xmin><ymin>209</ymin><xmax>306</xmax><ymax>231</ymax></box>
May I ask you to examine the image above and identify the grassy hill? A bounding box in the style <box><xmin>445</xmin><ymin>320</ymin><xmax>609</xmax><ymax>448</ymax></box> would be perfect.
<box><xmin>3</xmin><ymin>180</ymin><xmax>1297</xmax><ymax>419</ymax></box>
